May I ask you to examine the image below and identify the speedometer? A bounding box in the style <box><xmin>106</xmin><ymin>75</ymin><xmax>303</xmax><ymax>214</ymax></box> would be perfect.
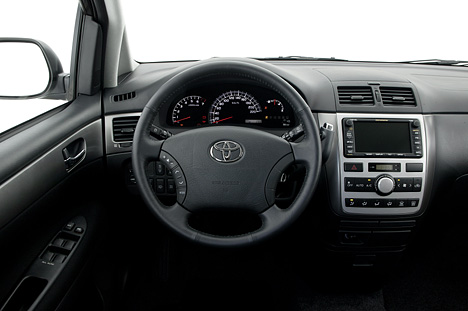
<box><xmin>209</xmin><ymin>91</ymin><xmax>262</xmax><ymax>125</ymax></box>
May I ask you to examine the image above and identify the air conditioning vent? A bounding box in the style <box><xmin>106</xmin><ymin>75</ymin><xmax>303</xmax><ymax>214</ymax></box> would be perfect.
<box><xmin>113</xmin><ymin>91</ymin><xmax>136</xmax><ymax>102</ymax></box>
<box><xmin>337</xmin><ymin>86</ymin><xmax>374</xmax><ymax>105</ymax></box>
<box><xmin>380</xmin><ymin>87</ymin><xmax>416</xmax><ymax>106</ymax></box>
<box><xmin>113</xmin><ymin>116</ymin><xmax>139</xmax><ymax>142</ymax></box>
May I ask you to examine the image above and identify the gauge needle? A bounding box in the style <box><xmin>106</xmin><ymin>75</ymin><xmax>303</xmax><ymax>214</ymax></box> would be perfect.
<box><xmin>214</xmin><ymin>116</ymin><xmax>233</xmax><ymax>124</ymax></box>
<box><xmin>174</xmin><ymin>116</ymin><xmax>191</xmax><ymax>123</ymax></box>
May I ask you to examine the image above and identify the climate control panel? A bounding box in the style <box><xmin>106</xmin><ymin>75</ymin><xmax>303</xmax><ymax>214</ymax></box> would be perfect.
<box><xmin>344</xmin><ymin>176</ymin><xmax>422</xmax><ymax>194</ymax></box>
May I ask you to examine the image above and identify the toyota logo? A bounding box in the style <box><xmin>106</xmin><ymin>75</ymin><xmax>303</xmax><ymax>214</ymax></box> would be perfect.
<box><xmin>210</xmin><ymin>141</ymin><xmax>244</xmax><ymax>163</ymax></box>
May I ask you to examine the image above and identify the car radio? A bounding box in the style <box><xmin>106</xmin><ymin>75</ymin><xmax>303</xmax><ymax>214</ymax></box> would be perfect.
<box><xmin>343</xmin><ymin>118</ymin><xmax>422</xmax><ymax>158</ymax></box>
<box><xmin>336</xmin><ymin>114</ymin><xmax>427</xmax><ymax>216</ymax></box>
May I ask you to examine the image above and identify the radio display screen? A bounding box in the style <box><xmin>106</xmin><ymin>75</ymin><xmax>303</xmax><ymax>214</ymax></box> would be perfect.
<box><xmin>354</xmin><ymin>121</ymin><xmax>412</xmax><ymax>153</ymax></box>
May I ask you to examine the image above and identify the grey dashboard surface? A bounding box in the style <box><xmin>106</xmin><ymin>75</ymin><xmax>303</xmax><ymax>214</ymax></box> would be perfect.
<box><xmin>103</xmin><ymin>59</ymin><xmax>468</xmax><ymax>115</ymax></box>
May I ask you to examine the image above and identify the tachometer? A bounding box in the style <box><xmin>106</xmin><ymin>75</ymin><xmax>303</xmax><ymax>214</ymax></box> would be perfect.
<box><xmin>171</xmin><ymin>95</ymin><xmax>207</xmax><ymax>127</ymax></box>
<box><xmin>209</xmin><ymin>91</ymin><xmax>262</xmax><ymax>125</ymax></box>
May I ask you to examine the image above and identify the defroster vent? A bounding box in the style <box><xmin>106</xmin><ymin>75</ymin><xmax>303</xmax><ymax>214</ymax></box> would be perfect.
<box><xmin>113</xmin><ymin>91</ymin><xmax>136</xmax><ymax>102</ymax></box>
<box><xmin>337</xmin><ymin>86</ymin><xmax>374</xmax><ymax>105</ymax></box>
<box><xmin>113</xmin><ymin>116</ymin><xmax>139</xmax><ymax>142</ymax></box>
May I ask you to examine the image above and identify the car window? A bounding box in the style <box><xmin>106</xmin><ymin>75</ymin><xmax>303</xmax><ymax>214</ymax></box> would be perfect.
<box><xmin>122</xmin><ymin>0</ymin><xmax>468</xmax><ymax>62</ymax></box>
<box><xmin>0</xmin><ymin>0</ymin><xmax>78</xmax><ymax>134</ymax></box>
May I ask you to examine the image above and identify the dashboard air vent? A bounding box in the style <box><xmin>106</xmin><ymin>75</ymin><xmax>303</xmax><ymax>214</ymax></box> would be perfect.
<box><xmin>113</xmin><ymin>91</ymin><xmax>136</xmax><ymax>102</ymax></box>
<box><xmin>337</xmin><ymin>86</ymin><xmax>374</xmax><ymax>105</ymax></box>
<box><xmin>380</xmin><ymin>87</ymin><xmax>416</xmax><ymax>106</ymax></box>
<box><xmin>112</xmin><ymin>116</ymin><xmax>139</xmax><ymax>142</ymax></box>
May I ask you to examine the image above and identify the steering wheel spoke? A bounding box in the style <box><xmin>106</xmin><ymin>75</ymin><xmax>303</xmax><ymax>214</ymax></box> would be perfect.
<box><xmin>259</xmin><ymin>204</ymin><xmax>288</xmax><ymax>230</ymax></box>
<box><xmin>162</xmin><ymin>202</ymin><xmax>195</xmax><ymax>237</ymax></box>
<box><xmin>290</xmin><ymin>115</ymin><xmax>321</xmax><ymax>166</ymax></box>
<box><xmin>138</xmin><ymin>134</ymin><xmax>164</xmax><ymax>162</ymax></box>
<box><xmin>290</xmin><ymin>141</ymin><xmax>314</xmax><ymax>164</ymax></box>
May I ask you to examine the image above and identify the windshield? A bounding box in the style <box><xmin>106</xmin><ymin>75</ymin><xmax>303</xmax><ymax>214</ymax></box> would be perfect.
<box><xmin>122</xmin><ymin>0</ymin><xmax>467</xmax><ymax>63</ymax></box>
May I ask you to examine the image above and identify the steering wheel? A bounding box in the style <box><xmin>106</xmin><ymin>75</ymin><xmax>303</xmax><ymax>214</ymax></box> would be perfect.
<box><xmin>132</xmin><ymin>59</ymin><xmax>321</xmax><ymax>247</ymax></box>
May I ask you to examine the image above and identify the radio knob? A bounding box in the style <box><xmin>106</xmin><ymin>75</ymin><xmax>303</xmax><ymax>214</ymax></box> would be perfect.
<box><xmin>375</xmin><ymin>174</ymin><xmax>395</xmax><ymax>196</ymax></box>
<box><xmin>412</xmin><ymin>120</ymin><xmax>421</xmax><ymax>128</ymax></box>
<box><xmin>345</xmin><ymin>119</ymin><xmax>353</xmax><ymax>127</ymax></box>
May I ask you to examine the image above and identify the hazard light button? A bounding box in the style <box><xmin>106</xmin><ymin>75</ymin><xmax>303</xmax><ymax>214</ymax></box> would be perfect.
<box><xmin>344</xmin><ymin>162</ymin><xmax>363</xmax><ymax>172</ymax></box>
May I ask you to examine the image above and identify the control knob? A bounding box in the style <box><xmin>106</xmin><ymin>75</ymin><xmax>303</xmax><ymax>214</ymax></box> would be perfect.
<box><xmin>375</xmin><ymin>174</ymin><xmax>395</xmax><ymax>196</ymax></box>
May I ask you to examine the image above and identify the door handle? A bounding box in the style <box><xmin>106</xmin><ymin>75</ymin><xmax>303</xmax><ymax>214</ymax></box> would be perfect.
<box><xmin>62</xmin><ymin>138</ymin><xmax>86</xmax><ymax>172</ymax></box>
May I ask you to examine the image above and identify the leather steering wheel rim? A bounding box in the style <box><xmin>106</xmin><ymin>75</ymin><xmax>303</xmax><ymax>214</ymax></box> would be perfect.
<box><xmin>132</xmin><ymin>58</ymin><xmax>321</xmax><ymax>247</ymax></box>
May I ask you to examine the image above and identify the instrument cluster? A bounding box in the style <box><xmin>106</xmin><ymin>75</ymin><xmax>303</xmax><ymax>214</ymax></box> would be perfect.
<box><xmin>166</xmin><ymin>83</ymin><xmax>295</xmax><ymax>128</ymax></box>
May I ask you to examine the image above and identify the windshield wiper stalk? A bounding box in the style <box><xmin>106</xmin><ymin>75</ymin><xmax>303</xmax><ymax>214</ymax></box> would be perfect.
<box><xmin>402</xmin><ymin>59</ymin><xmax>468</xmax><ymax>66</ymax></box>
<box><xmin>255</xmin><ymin>56</ymin><xmax>348</xmax><ymax>62</ymax></box>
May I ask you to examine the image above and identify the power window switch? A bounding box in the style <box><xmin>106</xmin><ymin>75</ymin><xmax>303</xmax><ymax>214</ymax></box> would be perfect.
<box><xmin>53</xmin><ymin>238</ymin><xmax>66</xmax><ymax>247</ymax></box>
<box><xmin>42</xmin><ymin>251</ymin><xmax>55</xmax><ymax>262</ymax></box>
<box><xmin>64</xmin><ymin>222</ymin><xmax>75</xmax><ymax>231</ymax></box>
<box><xmin>53</xmin><ymin>254</ymin><xmax>67</xmax><ymax>264</ymax></box>
<box><xmin>62</xmin><ymin>240</ymin><xmax>76</xmax><ymax>251</ymax></box>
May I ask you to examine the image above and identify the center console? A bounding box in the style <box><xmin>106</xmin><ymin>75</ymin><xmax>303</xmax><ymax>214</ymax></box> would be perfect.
<box><xmin>337</xmin><ymin>113</ymin><xmax>427</xmax><ymax>216</ymax></box>
<box><xmin>315</xmin><ymin>113</ymin><xmax>431</xmax><ymax>267</ymax></box>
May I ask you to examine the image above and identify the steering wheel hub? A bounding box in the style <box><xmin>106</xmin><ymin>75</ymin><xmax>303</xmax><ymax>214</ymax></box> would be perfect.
<box><xmin>209</xmin><ymin>140</ymin><xmax>244</xmax><ymax>163</ymax></box>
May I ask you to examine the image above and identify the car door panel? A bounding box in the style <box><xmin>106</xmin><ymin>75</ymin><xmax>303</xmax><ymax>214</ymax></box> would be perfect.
<box><xmin>0</xmin><ymin>92</ymin><xmax>105</xmax><ymax>309</ymax></box>
<box><xmin>0</xmin><ymin>119</ymin><xmax>102</xmax><ymax>228</ymax></box>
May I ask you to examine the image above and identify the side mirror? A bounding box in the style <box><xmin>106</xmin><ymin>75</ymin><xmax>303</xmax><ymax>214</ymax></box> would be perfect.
<box><xmin>0</xmin><ymin>38</ymin><xmax>68</xmax><ymax>100</ymax></box>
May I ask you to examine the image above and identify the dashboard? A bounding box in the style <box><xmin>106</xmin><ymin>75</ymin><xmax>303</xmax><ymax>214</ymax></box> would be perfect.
<box><xmin>103</xmin><ymin>58</ymin><xmax>468</xmax><ymax>252</ymax></box>
<box><xmin>163</xmin><ymin>83</ymin><xmax>295</xmax><ymax>128</ymax></box>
